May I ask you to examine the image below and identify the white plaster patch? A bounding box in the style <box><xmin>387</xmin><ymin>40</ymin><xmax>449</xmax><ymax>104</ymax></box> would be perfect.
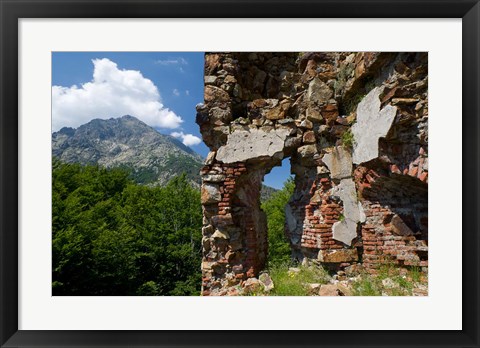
<box><xmin>322</xmin><ymin>146</ymin><xmax>352</xmax><ymax>180</ymax></box>
<box><xmin>216</xmin><ymin>128</ymin><xmax>290</xmax><ymax>163</ymax></box>
<box><xmin>332</xmin><ymin>219</ymin><xmax>358</xmax><ymax>246</ymax></box>
<box><xmin>352</xmin><ymin>87</ymin><xmax>397</xmax><ymax>164</ymax></box>
<box><xmin>331</xmin><ymin>178</ymin><xmax>362</xmax><ymax>246</ymax></box>
<box><xmin>331</xmin><ymin>179</ymin><xmax>359</xmax><ymax>221</ymax></box>
<box><xmin>358</xmin><ymin>202</ymin><xmax>366</xmax><ymax>223</ymax></box>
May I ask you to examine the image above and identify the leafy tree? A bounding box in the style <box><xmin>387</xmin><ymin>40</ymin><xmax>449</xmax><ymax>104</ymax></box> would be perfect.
<box><xmin>261</xmin><ymin>177</ymin><xmax>295</xmax><ymax>266</ymax></box>
<box><xmin>52</xmin><ymin>161</ymin><xmax>202</xmax><ymax>296</ymax></box>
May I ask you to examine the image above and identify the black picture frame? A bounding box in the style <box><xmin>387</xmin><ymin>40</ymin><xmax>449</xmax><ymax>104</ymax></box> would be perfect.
<box><xmin>1</xmin><ymin>1</ymin><xmax>479</xmax><ymax>347</ymax></box>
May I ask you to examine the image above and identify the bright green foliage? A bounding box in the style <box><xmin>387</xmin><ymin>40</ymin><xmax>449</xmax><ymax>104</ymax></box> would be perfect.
<box><xmin>268</xmin><ymin>264</ymin><xmax>330</xmax><ymax>296</ymax></box>
<box><xmin>52</xmin><ymin>160</ymin><xmax>202</xmax><ymax>296</ymax></box>
<box><xmin>351</xmin><ymin>264</ymin><xmax>425</xmax><ymax>296</ymax></box>
<box><xmin>244</xmin><ymin>263</ymin><xmax>331</xmax><ymax>296</ymax></box>
<box><xmin>341</xmin><ymin>129</ymin><xmax>355</xmax><ymax>148</ymax></box>
<box><xmin>261</xmin><ymin>178</ymin><xmax>295</xmax><ymax>266</ymax></box>
<box><xmin>351</xmin><ymin>277</ymin><xmax>382</xmax><ymax>296</ymax></box>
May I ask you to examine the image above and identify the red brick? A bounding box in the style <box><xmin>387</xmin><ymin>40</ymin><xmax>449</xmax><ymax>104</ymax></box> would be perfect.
<box><xmin>409</xmin><ymin>166</ymin><xmax>419</xmax><ymax>177</ymax></box>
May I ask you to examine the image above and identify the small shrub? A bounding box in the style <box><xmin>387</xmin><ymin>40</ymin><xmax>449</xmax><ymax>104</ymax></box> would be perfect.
<box><xmin>334</xmin><ymin>63</ymin><xmax>354</xmax><ymax>95</ymax></box>
<box><xmin>342</xmin><ymin>129</ymin><xmax>355</xmax><ymax>148</ymax></box>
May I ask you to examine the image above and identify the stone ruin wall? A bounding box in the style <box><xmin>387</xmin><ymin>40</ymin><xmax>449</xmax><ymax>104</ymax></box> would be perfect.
<box><xmin>196</xmin><ymin>52</ymin><xmax>428</xmax><ymax>296</ymax></box>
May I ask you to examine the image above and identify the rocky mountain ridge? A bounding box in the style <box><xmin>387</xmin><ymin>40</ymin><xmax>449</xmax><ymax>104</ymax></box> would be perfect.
<box><xmin>52</xmin><ymin>115</ymin><xmax>204</xmax><ymax>186</ymax></box>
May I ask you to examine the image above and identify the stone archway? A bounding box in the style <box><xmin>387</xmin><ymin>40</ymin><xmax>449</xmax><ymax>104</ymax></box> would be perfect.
<box><xmin>197</xmin><ymin>52</ymin><xmax>428</xmax><ymax>295</ymax></box>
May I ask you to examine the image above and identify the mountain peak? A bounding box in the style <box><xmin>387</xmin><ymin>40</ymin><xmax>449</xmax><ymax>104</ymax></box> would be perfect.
<box><xmin>52</xmin><ymin>116</ymin><xmax>203</xmax><ymax>187</ymax></box>
<box><xmin>117</xmin><ymin>114</ymin><xmax>149</xmax><ymax>125</ymax></box>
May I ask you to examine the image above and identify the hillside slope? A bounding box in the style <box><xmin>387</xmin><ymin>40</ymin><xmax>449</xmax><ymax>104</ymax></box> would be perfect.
<box><xmin>52</xmin><ymin>115</ymin><xmax>204</xmax><ymax>186</ymax></box>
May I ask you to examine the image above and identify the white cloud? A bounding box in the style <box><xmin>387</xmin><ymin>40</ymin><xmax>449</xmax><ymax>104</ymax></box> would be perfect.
<box><xmin>173</xmin><ymin>89</ymin><xmax>180</xmax><ymax>97</ymax></box>
<box><xmin>185</xmin><ymin>90</ymin><xmax>190</xmax><ymax>96</ymax></box>
<box><xmin>155</xmin><ymin>57</ymin><xmax>188</xmax><ymax>66</ymax></box>
<box><xmin>171</xmin><ymin>131</ymin><xmax>202</xmax><ymax>146</ymax></box>
<box><xmin>52</xmin><ymin>58</ymin><xmax>183</xmax><ymax>131</ymax></box>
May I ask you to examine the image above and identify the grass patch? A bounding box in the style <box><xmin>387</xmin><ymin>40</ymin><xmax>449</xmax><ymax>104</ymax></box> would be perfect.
<box><xmin>242</xmin><ymin>262</ymin><xmax>427</xmax><ymax>296</ymax></box>
<box><xmin>352</xmin><ymin>277</ymin><xmax>382</xmax><ymax>296</ymax></box>
<box><xmin>267</xmin><ymin>263</ymin><xmax>331</xmax><ymax>296</ymax></box>
<box><xmin>409</xmin><ymin>265</ymin><xmax>422</xmax><ymax>283</ymax></box>
<box><xmin>341</xmin><ymin>129</ymin><xmax>355</xmax><ymax>148</ymax></box>
<box><xmin>351</xmin><ymin>263</ymin><xmax>426</xmax><ymax>296</ymax></box>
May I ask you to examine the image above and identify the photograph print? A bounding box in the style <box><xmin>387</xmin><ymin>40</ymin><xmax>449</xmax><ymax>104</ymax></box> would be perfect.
<box><xmin>52</xmin><ymin>52</ymin><xmax>428</xmax><ymax>296</ymax></box>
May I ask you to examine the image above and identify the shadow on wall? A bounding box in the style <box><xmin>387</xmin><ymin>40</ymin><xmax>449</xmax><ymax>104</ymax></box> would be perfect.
<box><xmin>359</xmin><ymin>163</ymin><xmax>428</xmax><ymax>266</ymax></box>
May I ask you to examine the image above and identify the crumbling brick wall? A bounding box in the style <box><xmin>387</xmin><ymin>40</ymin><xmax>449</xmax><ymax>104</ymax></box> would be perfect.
<box><xmin>197</xmin><ymin>52</ymin><xmax>428</xmax><ymax>295</ymax></box>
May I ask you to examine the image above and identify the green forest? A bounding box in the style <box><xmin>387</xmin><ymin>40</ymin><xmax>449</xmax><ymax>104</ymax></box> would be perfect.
<box><xmin>52</xmin><ymin>160</ymin><xmax>203</xmax><ymax>295</ymax></box>
<box><xmin>52</xmin><ymin>160</ymin><xmax>293</xmax><ymax>296</ymax></box>
<box><xmin>261</xmin><ymin>178</ymin><xmax>294</xmax><ymax>266</ymax></box>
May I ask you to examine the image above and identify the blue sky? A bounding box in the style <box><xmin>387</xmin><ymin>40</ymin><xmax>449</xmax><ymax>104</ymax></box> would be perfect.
<box><xmin>52</xmin><ymin>52</ymin><xmax>290</xmax><ymax>189</ymax></box>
